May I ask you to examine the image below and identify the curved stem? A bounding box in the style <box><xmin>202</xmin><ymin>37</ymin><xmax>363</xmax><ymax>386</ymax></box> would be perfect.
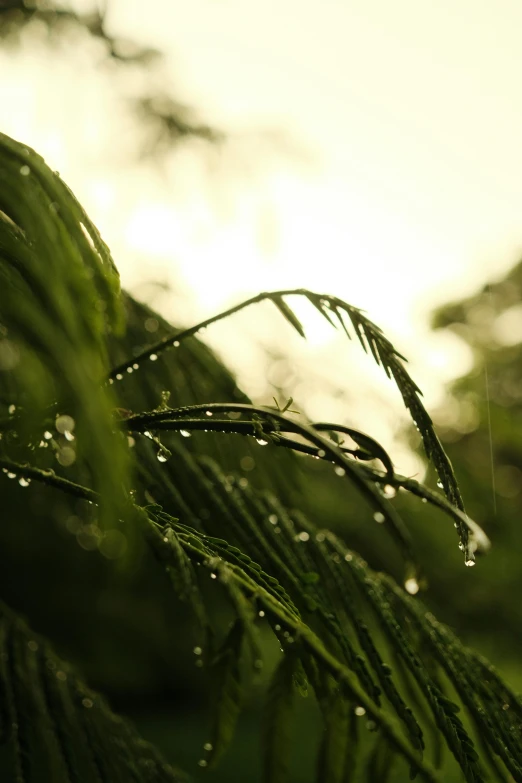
<box><xmin>125</xmin><ymin>402</ymin><xmax>418</xmax><ymax>573</ymax></box>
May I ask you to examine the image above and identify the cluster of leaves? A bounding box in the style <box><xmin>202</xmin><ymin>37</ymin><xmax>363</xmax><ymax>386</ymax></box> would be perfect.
<box><xmin>0</xmin><ymin>130</ymin><xmax>521</xmax><ymax>783</ymax></box>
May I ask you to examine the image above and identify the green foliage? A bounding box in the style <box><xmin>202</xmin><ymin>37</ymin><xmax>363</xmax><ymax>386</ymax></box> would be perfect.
<box><xmin>0</xmin><ymin>601</ymin><xmax>184</xmax><ymax>783</ymax></box>
<box><xmin>0</xmin><ymin>131</ymin><xmax>521</xmax><ymax>783</ymax></box>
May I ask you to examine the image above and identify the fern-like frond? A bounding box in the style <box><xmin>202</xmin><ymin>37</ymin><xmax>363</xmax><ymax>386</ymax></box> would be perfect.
<box><xmin>0</xmin><ymin>133</ymin><xmax>130</xmax><ymax>537</ymax></box>
<box><xmin>1</xmin><ymin>131</ymin><xmax>518</xmax><ymax>783</ymax></box>
<box><xmin>108</xmin><ymin>288</ymin><xmax>469</xmax><ymax>560</ymax></box>
<box><xmin>0</xmin><ymin>601</ymin><xmax>184</xmax><ymax>783</ymax></box>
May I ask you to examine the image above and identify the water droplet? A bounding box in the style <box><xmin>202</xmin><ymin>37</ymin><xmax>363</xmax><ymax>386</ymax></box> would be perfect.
<box><xmin>56</xmin><ymin>447</ymin><xmax>76</xmax><ymax>467</ymax></box>
<box><xmin>354</xmin><ymin>706</ymin><xmax>366</xmax><ymax>716</ymax></box>
<box><xmin>8</xmin><ymin>404</ymin><xmax>16</xmax><ymax>414</ymax></box>
<box><xmin>317</xmin><ymin>449</ymin><xmax>326</xmax><ymax>458</ymax></box>
<box><xmin>274</xmin><ymin>624</ymin><xmax>281</xmax><ymax>631</ymax></box>
<box><xmin>210</xmin><ymin>573</ymin><xmax>217</xmax><ymax>579</ymax></box>
<box><xmin>344</xmin><ymin>553</ymin><xmax>353</xmax><ymax>561</ymax></box>
<box><xmin>193</xmin><ymin>646</ymin><xmax>202</xmax><ymax>655</ymax></box>
<box><xmin>206</xmin><ymin>410</ymin><xmax>213</xmax><ymax>417</ymax></box>
<box><xmin>149</xmin><ymin>354</ymin><xmax>158</xmax><ymax>362</ymax></box>
<box><xmin>173</xmin><ymin>340</ymin><xmax>180</xmax><ymax>347</ymax></box>
<box><xmin>108</xmin><ymin>378</ymin><xmax>114</xmax><ymax>385</ymax></box>
<box><xmin>373</xmin><ymin>512</ymin><xmax>385</xmax><ymax>523</ymax></box>
<box><xmin>203</xmin><ymin>742</ymin><xmax>213</xmax><ymax>752</ymax></box>
<box><xmin>316</xmin><ymin>532</ymin><xmax>325</xmax><ymax>542</ymax></box>
<box><xmin>115</xmin><ymin>373</ymin><xmax>123</xmax><ymax>380</ymax></box>
<box><xmin>27</xmin><ymin>640</ymin><xmax>38</xmax><ymax>652</ymax></box>
<box><xmin>256</xmin><ymin>438</ymin><xmax>268</xmax><ymax>446</ymax></box>
<box><xmin>465</xmin><ymin>559</ymin><xmax>475</xmax><ymax>567</ymax></box>
<box><xmin>144</xmin><ymin>318</ymin><xmax>159</xmax><ymax>333</ymax></box>
<box><xmin>180</xmin><ymin>429</ymin><xmax>191</xmax><ymax>438</ymax></box>
<box><xmin>421</xmin><ymin>497</ymin><xmax>427</xmax><ymax>503</ymax></box>
<box><xmin>132</xmin><ymin>363</ymin><xmax>139</xmax><ymax>370</ymax></box>
<box><xmin>56</xmin><ymin>670</ymin><xmax>67</xmax><ymax>681</ymax></box>
<box><xmin>20</xmin><ymin>165</ymin><xmax>30</xmax><ymax>176</ymax></box>
<box><xmin>258</xmin><ymin>610</ymin><xmax>265</xmax><ymax>617</ymax></box>
<box><xmin>127</xmin><ymin>436</ymin><xmax>135</xmax><ymax>448</ymax></box>
<box><xmin>126</xmin><ymin>367</ymin><xmax>133</xmax><ymax>374</ymax></box>
<box><xmin>334</xmin><ymin>466</ymin><xmax>345</xmax><ymax>477</ymax></box>
<box><xmin>18</xmin><ymin>477</ymin><xmax>30</xmax><ymax>487</ymax></box>
<box><xmin>7</xmin><ymin>472</ymin><xmax>16</xmax><ymax>479</ymax></box>
<box><xmin>198</xmin><ymin>760</ymin><xmax>208</xmax><ymax>768</ymax></box>
<box><xmin>163</xmin><ymin>536</ymin><xmax>168</xmax><ymax>543</ymax></box>
<box><xmin>56</xmin><ymin>414</ymin><xmax>75</xmax><ymax>434</ymax></box>
<box><xmin>157</xmin><ymin>452</ymin><xmax>168</xmax><ymax>463</ymax></box>
<box><xmin>297</xmin><ymin>531</ymin><xmax>310</xmax><ymax>542</ymax></box>
<box><xmin>44</xmin><ymin>431</ymin><xmax>52</xmax><ymax>440</ymax></box>
<box><xmin>268</xmin><ymin>514</ymin><xmax>278</xmax><ymax>525</ymax></box>
<box><xmin>383</xmin><ymin>484</ymin><xmax>396</xmax><ymax>498</ymax></box>
<box><xmin>82</xmin><ymin>698</ymin><xmax>93</xmax><ymax>709</ymax></box>
<box><xmin>436</xmin><ymin>481</ymin><xmax>443</xmax><ymax>489</ymax></box>
<box><xmin>404</xmin><ymin>578</ymin><xmax>419</xmax><ymax>595</ymax></box>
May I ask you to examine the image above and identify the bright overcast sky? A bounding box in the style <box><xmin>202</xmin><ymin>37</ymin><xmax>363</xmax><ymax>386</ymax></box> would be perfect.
<box><xmin>2</xmin><ymin>0</ymin><xmax>522</xmax><ymax>475</ymax></box>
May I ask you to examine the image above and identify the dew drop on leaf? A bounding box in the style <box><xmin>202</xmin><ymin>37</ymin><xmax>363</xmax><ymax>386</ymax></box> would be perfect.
<box><xmin>354</xmin><ymin>706</ymin><xmax>366</xmax><ymax>717</ymax></box>
<box><xmin>404</xmin><ymin>578</ymin><xmax>419</xmax><ymax>595</ymax></box>
<box><xmin>465</xmin><ymin>559</ymin><xmax>476</xmax><ymax>567</ymax></box>
<box><xmin>157</xmin><ymin>452</ymin><xmax>168</xmax><ymax>463</ymax></box>
<box><xmin>149</xmin><ymin>354</ymin><xmax>158</xmax><ymax>362</ymax></box>
<box><xmin>256</xmin><ymin>438</ymin><xmax>268</xmax><ymax>446</ymax></box>
<box><xmin>334</xmin><ymin>466</ymin><xmax>345</xmax><ymax>477</ymax></box>
<box><xmin>180</xmin><ymin>430</ymin><xmax>191</xmax><ymax>438</ymax></box>
<box><xmin>373</xmin><ymin>512</ymin><xmax>385</xmax><ymax>523</ymax></box>
<box><xmin>56</xmin><ymin>415</ymin><xmax>75</xmax><ymax>435</ymax></box>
